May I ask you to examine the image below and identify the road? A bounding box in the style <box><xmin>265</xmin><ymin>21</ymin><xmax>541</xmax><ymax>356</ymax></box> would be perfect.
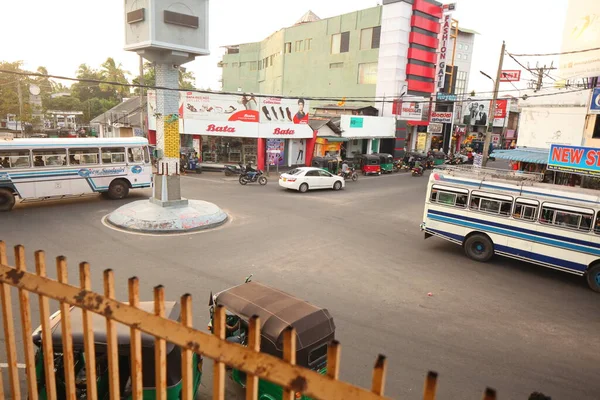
<box><xmin>1</xmin><ymin>169</ymin><xmax>599</xmax><ymax>399</ymax></box>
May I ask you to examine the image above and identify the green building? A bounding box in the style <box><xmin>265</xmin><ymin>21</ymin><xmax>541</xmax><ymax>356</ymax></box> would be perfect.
<box><xmin>219</xmin><ymin>9</ymin><xmax>382</xmax><ymax>109</ymax></box>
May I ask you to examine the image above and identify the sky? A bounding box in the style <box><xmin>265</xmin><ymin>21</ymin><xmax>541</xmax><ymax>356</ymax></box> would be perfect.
<box><xmin>1</xmin><ymin>0</ymin><xmax>570</xmax><ymax>97</ymax></box>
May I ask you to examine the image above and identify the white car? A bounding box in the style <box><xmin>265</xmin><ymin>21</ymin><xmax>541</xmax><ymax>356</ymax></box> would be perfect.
<box><xmin>279</xmin><ymin>167</ymin><xmax>345</xmax><ymax>193</ymax></box>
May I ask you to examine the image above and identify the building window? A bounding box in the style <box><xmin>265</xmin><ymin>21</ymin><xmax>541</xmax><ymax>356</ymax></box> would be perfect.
<box><xmin>358</xmin><ymin>62</ymin><xmax>378</xmax><ymax>84</ymax></box>
<box><xmin>464</xmin><ymin>44</ymin><xmax>469</xmax><ymax>51</ymax></box>
<box><xmin>456</xmin><ymin>54</ymin><xmax>461</xmax><ymax>60</ymax></box>
<box><xmin>360</xmin><ymin>27</ymin><xmax>381</xmax><ymax>50</ymax></box>
<box><xmin>458</xmin><ymin>43</ymin><xmax>463</xmax><ymax>50</ymax></box>
<box><xmin>249</xmin><ymin>62</ymin><xmax>257</xmax><ymax>71</ymax></box>
<box><xmin>329</xmin><ymin>62</ymin><xmax>344</xmax><ymax>69</ymax></box>
<box><xmin>305</xmin><ymin>38</ymin><xmax>312</xmax><ymax>51</ymax></box>
<box><xmin>295</xmin><ymin>40</ymin><xmax>303</xmax><ymax>52</ymax></box>
<box><xmin>331</xmin><ymin>31</ymin><xmax>350</xmax><ymax>54</ymax></box>
<box><xmin>463</xmin><ymin>54</ymin><xmax>468</xmax><ymax>60</ymax></box>
<box><xmin>270</xmin><ymin>55</ymin><xmax>274</xmax><ymax>66</ymax></box>
<box><xmin>285</xmin><ymin>42</ymin><xmax>291</xmax><ymax>53</ymax></box>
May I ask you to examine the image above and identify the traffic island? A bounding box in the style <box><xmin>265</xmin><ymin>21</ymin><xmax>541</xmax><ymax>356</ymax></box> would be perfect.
<box><xmin>106</xmin><ymin>199</ymin><xmax>228</xmax><ymax>234</ymax></box>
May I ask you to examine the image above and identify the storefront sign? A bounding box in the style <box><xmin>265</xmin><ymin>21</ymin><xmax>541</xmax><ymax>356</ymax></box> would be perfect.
<box><xmin>183</xmin><ymin>92</ymin><xmax>260</xmax><ymax>122</ymax></box>
<box><xmin>428</xmin><ymin>123</ymin><xmax>443</xmax><ymax>134</ymax></box>
<box><xmin>259</xmin><ymin>123</ymin><xmax>313</xmax><ymax>139</ymax></box>
<box><xmin>349</xmin><ymin>117</ymin><xmax>364</xmax><ymax>128</ymax></box>
<box><xmin>499</xmin><ymin>70</ymin><xmax>521</xmax><ymax>82</ymax></box>
<box><xmin>395</xmin><ymin>101</ymin><xmax>424</xmax><ymax>120</ymax></box>
<box><xmin>207</xmin><ymin>124</ymin><xmax>236</xmax><ymax>133</ymax></box>
<box><xmin>430</xmin><ymin>112</ymin><xmax>453</xmax><ymax>123</ymax></box>
<box><xmin>435</xmin><ymin>13</ymin><xmax>452</xmax><ymax>92</ymax></box>
<box><xmin>548</xmin><ymin>144</ymin><xmax>600</xmax><ymax>176</ymax></box>
<box><xmin>492</xmin><ymin>134</ymin><xmax>501</xmax><ymax>146</ymax></box>
<box><xmin>273</xmin><ymin>128</ymin><xmax>295</xmax><ymax>135</ymax></box>
<box><xmin>436</xmin><ymin>92</ymin><xmax>457</xmax><ymax>102</ymax></box>
<box><xmin>340</xmin><ymin>115</ymin><xmax>395</xmax><ymax>138</ymax></box>
<box><xmin>590</xmin><ymin>88</ymin><xmax>600</xmax><ymax>114</ymax></box>
<box><xmin>454</xmin><ymin>125</ymin><xmax>466</xmax><ymax>136</ymax></box>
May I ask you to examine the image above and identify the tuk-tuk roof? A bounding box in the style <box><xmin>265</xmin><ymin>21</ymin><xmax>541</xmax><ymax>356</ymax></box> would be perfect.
<box><xmin>362</xmin><ymin>154</ymin><xmax>380</xmax><ymax>160</ymax></box>
<box><xmin>215</xmin><ymin>282</ymin><xmax>335</xmax><ymax>351</ymax></box>
<box><xmin>39</xmin><ymin>301</ymin><xmax>181</xmax><ymax>353</ymax></box>
<box><xmin>373</xmin><ymin>153</ymin><xmax>393</xmax><ymax>159</ymax></box>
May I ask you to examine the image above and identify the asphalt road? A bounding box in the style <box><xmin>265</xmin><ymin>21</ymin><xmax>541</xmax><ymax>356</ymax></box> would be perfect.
<box><xmin>1</xmin><ymin>168</ymin><xmax>599</xmax><ymax>399</ymax></box>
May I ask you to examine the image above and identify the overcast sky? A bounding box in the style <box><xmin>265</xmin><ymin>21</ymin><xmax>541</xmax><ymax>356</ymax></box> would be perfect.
<box><xmin>1</xmin><ymin>0</ymin><xmax>569</xmax><ymax>96</ymax></box>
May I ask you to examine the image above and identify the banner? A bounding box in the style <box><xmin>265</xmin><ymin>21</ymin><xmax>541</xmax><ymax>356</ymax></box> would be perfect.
<box><xmin>494</xmin><ymin>99</ymin><xmax>508</xmax><ymax>119</ymax></box>
<box><xmin>395</xmin><ymin>101</ymin><xmax>424</xmax><ymax>120</ymax></box>
<box><xmin>260</xmin><ymin>97</ymin><xmax>309</xmax><ymax>125</ymax></box>
<box><xmin>289</xmin><ymin>139</ymin><xmax>306</xmax><ymax>165</ymax></box>
<box><xmin>500</xmin><ymin>70</ymin><xmax>521</xmax><ymax>82</ymax></box>
<box><xmin>266</xmin><ymin>139</ymin><xmax>285</xmax><ymax>166</ymax></box>
<box><xmin>548</xmin><ymin>144</ymin><xmax>600</xmax><ymax>176</ymax></box>
<box><xmin>559</xmin><ymin>0</ymin><xmax>600</xmax><ymax>79</ymax></box>
<box><xmin>183</xmin><ymin>92</ymin><xmax>259</xmax><ymax>122</ymax></box>
<box><xmin>462</xmin><ymin>99</ymin><xmax>508</xmax><ymax>127</ymax></box>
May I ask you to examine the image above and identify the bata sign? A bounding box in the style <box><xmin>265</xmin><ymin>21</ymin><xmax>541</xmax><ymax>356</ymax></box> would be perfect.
<box><xmin>436</xmin><ymin>14</ymin><xmax>452</xmax><ymax>91</ymax></box>
<box><xmin>207</xmin><ymin>124</ymin><xmax>235</xmax><ymax>133</ymax></box>
<box><xmin>273</xmin><ymin>128</ymin><xmax>295</xmax><ymax>135</ymax></box>
<box><xmin>430</xmin><ymin>112</ymin><xmax>453</xmax><ymax>123</ymax></box>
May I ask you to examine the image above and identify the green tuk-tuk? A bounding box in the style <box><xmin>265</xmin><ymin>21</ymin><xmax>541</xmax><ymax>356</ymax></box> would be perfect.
<box><xmin>209</xmin><ymin>281</ymin><xmax>336</xmax><ymax>400</ymax></box>
<box><xmin>373</xmin><ymin>153</ymin><xmax>394</xmax><ymax>173</ymax></box>
<box><xmin>32</xmin><ymin>301</ymin><xmax>203</xmax><ymax>400</ymax></box>
<box><xmin>311</xmin><ymin>156</ymin><xmax>340</xmax><ymax>174</ymax></box>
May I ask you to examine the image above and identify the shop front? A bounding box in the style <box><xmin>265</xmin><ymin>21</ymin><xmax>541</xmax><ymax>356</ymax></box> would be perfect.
<box><xmin>339</xmin><ymin>115</ymin><xmax>395</xmax><ymax>157</ymax></box>
<box><xmin>147</xmin><ymin>91</ymin><xmax>315</xmax><ymax>169</ymax></box>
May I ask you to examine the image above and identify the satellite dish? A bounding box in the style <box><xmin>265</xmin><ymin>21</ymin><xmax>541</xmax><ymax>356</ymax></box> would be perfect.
<box><xmin>29</xmin><ymin>84</ymin><xmax>41</xmax><ymax>96</ymax></box>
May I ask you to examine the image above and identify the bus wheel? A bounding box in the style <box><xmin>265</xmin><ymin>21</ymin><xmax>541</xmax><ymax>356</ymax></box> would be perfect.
<box><xmin>464</xmin><ymin>233</ymin><xmax>494</xmax><ymax>262</ymax></box>
<box><xmin>586</xmin><ymin>264</ymin><xmax>600</xmax><ymax>293</ymax></box>
<box><xmin>107</xmin><ymin>180</ymin><xmax>129</xmax><ymax>200</ymax></box>
<box><xmin>0</xmin><ymin>189</ymin><xmax>15</xmax><ymax>212</ymax></box>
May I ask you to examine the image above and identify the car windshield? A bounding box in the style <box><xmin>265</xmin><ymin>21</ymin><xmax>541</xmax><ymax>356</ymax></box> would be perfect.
<box><xmin>286</xmin><ymin>169</ymin><xmax>303</xmax><ymax>175</ymax></box>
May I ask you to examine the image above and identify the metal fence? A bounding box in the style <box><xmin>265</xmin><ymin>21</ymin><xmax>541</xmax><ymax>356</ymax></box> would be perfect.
<box><xmin>0</xmin><ymin>241</ymin><xmax>497</xmax><ymax>400</ymax></box>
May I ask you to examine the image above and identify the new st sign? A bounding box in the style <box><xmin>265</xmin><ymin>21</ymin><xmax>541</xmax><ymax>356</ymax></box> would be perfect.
<box><xmin>548</xmin><ymin>144</ymin><xmax>600</xmax><ymax>176</ymax></box>
<box><xmin>590</xmin><ymin>88</ymin><xmax>600</xmax><ymax>114</ymax></box>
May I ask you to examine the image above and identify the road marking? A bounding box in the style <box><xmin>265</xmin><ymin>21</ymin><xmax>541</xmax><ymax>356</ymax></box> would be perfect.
<box><xmin>0</xmin><ymin>363</ymin><xmax>26</xmax><ymax>369</ymax></box>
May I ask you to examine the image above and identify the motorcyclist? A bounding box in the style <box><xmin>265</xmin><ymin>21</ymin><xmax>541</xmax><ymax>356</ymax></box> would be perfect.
<box><xmin>245</xmin><ymin>162</ymin><xmax>258</xmax><ymax>180</ymax></box>
<box><xmin>341</xmin><ymin>161</ymin><xmax>349</xmax><ymax>178</ymax></box>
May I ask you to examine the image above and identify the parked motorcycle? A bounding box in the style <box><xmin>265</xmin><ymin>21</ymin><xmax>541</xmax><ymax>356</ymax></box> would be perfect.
<box><xmin>239</xmin><ymin>166</ymin><xmax>268</xmax><ymax>185</ymax></box>
<box><xmin>338</xmin><ymin>168</ymin><xmax>359</xmax><ymax>182</ymax></box>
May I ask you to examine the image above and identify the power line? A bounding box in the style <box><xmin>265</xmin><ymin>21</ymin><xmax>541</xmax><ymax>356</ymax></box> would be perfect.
<box><xmin>0</xmin><ymin>68</ymin><xmax>592</xmax><ymax>106</ymax></box>
<box><xmin>509</xmin><ymin>47</ymin><xmax>600</xmax><ymax>57</ymax></box>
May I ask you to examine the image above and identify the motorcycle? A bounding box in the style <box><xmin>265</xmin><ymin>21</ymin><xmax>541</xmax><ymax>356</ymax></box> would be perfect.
<box><xmin>411</xmin><ymin>164</ymin><xmax>424</xmax><ymax>177</ymax></box>
<box><xmin>224</xmin><ymin>164</ymin><xmax>242</xmax><ymax>176</ymax></box>
<box><xmin>338</xmin><ymin>167</ymin><xmax>359</xmax><ymax>182</ymax></box>
<box><xmin>239</xmin><ymin>166</ymin><xmax>268</xmax><ymax>185</ymax></box>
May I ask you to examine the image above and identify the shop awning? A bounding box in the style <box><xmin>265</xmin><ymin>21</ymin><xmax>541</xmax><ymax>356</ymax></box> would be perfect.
<box><xmin>320</xmin><ymin>136</ymin><xmax>349</xmax><ymax>142</ymax></box>
<box><xmin>492</xmin><ymin>148</ymin><xmax>549</xmax><ymax>164</ymax></box>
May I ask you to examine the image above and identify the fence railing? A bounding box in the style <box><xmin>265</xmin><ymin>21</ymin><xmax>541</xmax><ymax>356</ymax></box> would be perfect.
<box><xmin>0</xmin><ymin>241</ymin><xmax>498</xmax><ymax>400</ymax></box>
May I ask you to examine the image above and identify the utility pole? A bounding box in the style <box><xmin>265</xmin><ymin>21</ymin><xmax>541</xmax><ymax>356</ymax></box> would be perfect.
<box><xmin>482</xmin><ymin>40</ymin><xmax>505</xmax><ymax>167</ymax></box>
<box><xmin>529</xmin><ymin>62</ymin><xmax>556</xmax><ymax>91</ymax></box>
<box><xmin>16</xmin><ymin>78</ymin><xmax>24</xmax><ymax>135</ymax></box>
<box><xmin>139</xmin><ymin>55</ymin><xmax>145</xmax><ymax>136</ymax></box>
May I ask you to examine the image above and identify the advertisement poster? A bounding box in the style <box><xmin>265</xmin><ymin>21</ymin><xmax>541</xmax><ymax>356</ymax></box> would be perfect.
<box><xmin>266</xmin><ymin>139</ymin><xmax>285</xmax><ymax>166</ymax></box>
<box><xmin>259</xmin><ymin>97</ymin><xmax>309</xmax><ymax>124</ymax></box>
<box><xmin>462</xmin><ymin>99</ymin><xmax>508</xmax><ymax>127</ymax></box>
<box><xmin>559</xmin><ymin>0</ymin><xmax>600</xmax><ymax>79</ymax></box>
<box><xmin>183</xmin><ymin>92</ymin><xmax>259</xmax><ymax>122</ymax></box>
<box><xmin>416</xmin><ymin>132</ymin><xmax>427</xmax><ymax>152</ymax></box>
<box><xmin>430</xmin><ymin>112</ymin><xmax>453</xmax><ymax>124</ymax></box>
<box><xmin>289</xmin><ymin>139</ymin><xmax>306</xmax><ymax>166</ymax></box>
<box><xmin>547</xmin><ymin>144</ymin><xmax>600</xmax><ymax>176</ymax></box>
<box><xmin>395</xmin><ymin>100</ymin><xmax>424</xmax><ymax>120</ymax></box>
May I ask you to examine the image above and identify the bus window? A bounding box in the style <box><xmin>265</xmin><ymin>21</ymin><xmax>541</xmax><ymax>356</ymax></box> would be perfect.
<box><xmin>101</xmin><ymin>147</ymin><xmax>126</xmax><ymax>164</ymax></box>
<box><xmin>430</xmin><ymin>185</ymin><xmax>468</xmax><ymax>208</ymax></box>
<box><xmin>144</xmin><ymin>146</ymin><xmax>150</xmax><ymax>163</ymax></box>
<box><xmin>0</xmin><ymin>150</ymin><xmax>31</xmax><ymax>168</ymax></box>
<box><xmin>470</xmin><ymin>191</ymin><xmax>513</xmax><ymax>216</ymax></box>
<box><xmin>33</xmin><ymin>149</ymin><xmax>67</xmax><ymax>167</ymax></box>
<box><xmin>69</xmin><ymin>148</ymin><xmax>99</xmax><ymax>165</ymax></box>
<box><xmin>594</xmin><ymin>213</ymin><xmax>600</xmax><ymax>234</ymax></box>
<box><xmin>128</xmin><ymin>147</ymin><xmax>145</xmax><ymax>163</ymax></box>
<box><xmin>513</xmin><ymin>200</ymin><xmax>538</xmax><ymax>221</ymax></box>
<box><xmin>540</xmin><ymin>204</ymin><xmax>593</xmax><ymax>232</ymax></box>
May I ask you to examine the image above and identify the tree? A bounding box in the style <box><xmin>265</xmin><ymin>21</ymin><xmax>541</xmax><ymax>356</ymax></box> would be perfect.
<box><xmin>0</xmin><ymin>61</ymin><xmax>32</xmax><ymax>122</ymax></box>
<box><xmin>71</xmin><ymin>64</ymin><xmax>106</xmax><ymax>102</ymax></box>
<box><xmin>82</xmin><ymin>98</ymin><xmax>119</xmax><ymax>123</ymax></box>
<box><xmin>99</xmin><ymin>57</ymin><xmax>130</xmax><ymax>100</ymax></box>
<box><xmin>132</xmin><ymin>62</ymin><xmax>195</xmax><ymax>93</ymax></box>
<box><xmin>179</xmin><ymin>69</ymin><xmax>195</xmax><ymax>89</ymax></box>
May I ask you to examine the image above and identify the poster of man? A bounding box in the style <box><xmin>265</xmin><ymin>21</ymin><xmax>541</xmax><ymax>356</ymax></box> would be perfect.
<box><xmin>463</xmin><ymin>100</ymin><xmax>490</xmax><ymax>126</ymax></box>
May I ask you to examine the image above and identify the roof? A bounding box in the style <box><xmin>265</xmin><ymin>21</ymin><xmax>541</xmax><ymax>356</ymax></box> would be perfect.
<box><xmin>0</xmin><ymin>137</ymin><xmax>148</xmax><ymax>148</ymax></box>
<box><xmin>215</xmin><ymin>282</ymin><xmax>335</xmax><ymax>350</ymax></box>
<box><xmin>492</xmin><ymin>148</ymin><xmax>549</xmax><ymax>164</ymax></box>
<box><xmin>40</xmin><ymin>302</ymin><xmax>180</xmax><ymax>353</ymax></box>
<box><xmin>458</xmin><ymin>27</ymin><xmax>480</xmax><ymax>35</ymax></box>
<box><xmin>309</xmin><ymin>117</ymin><xmax>342</xmax><ymax>135</ymax></box>
<box><xmin>295</xmin><ymin>10</ymin><xmax>321</xmax><ymax>25</ymax></box>
<box><xmin>90</xmin><ymin>97</ymin><xmax>146</xmax><ymax>127</ymax></box>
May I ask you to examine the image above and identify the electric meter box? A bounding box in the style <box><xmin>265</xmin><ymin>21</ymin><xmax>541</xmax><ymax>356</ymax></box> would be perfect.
<box><xmin>124</xmin><ymin>0</ymin><xmax>209</xmax><ymax>58</ymax></box>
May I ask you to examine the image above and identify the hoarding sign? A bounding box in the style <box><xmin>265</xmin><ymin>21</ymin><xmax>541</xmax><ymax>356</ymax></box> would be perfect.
<box><xmin>183</xmin><ymin>92</ymin><xmax>259</xmax><ymax>122</ymax></box>
<box><xmin>547</xmin><ymin>144</ymin><xmax>600</xmax><ymax>176</ymax></box>
<box><xmin>430</xmin><ymin>111</ymin><xmax>453</xmax><ymax>123</ymax></box>
<box><xmin>435</xmin><ymin>14</ymin><xmax>452</xmax><ymax>92</ymax></box>
<box><xmin>395</xmin><ymin>101</ymin><xmax>424</xmax><ymax>120</ymax></box>
<box><xmin>436</xmin><ymin>92</ymin><xmax>457</xmax><ymax>102</ymax></box>
<box><xmin>500</xmin><ymin>70</ymin><xmax>521</xmax><ymax>82</ymax></box>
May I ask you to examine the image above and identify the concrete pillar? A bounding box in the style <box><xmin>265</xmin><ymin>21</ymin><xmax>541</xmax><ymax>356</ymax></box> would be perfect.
<box><xmin>257</xmin><ymin>138</ymin><xmax>265</xmax><ymax>170</ymax></box>
<box><xmin>151</xmin><ymin>63</ymin><xmax>183</xmax><ymax>205</ymax></box>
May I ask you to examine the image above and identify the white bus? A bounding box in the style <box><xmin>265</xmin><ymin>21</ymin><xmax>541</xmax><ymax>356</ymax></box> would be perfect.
<box><xmin>421</xmin><ymin>166</ymin><xmax>600</xmax><ymax>292</ymax></box>
<box><xmin>0</xmin><ymin>137</ymin><xmax>152</xmax><ymax>211</ymax></box>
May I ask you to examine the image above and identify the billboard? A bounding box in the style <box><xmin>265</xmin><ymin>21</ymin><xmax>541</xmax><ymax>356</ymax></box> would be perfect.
<box><xmin>394</xmin><ymin>100</ymin><xmax>424</xmax><ymax>120</ymax></box>
<box><xmin>183</xmin><ymin>92</ymin><xmax>259</xmax><ymax>122</ymax></box>
<box><xmin>435</xmin><ymin>13</ymin><xmax>452</xmax><ymax>92</ymax></box>
<box><xmin>462</xmin><ymin>99</ymin><xmax>509</xmax><ymax>127</ymax></box>
<box><xmin>430</xmin><ymin>111</ymin><xmax>453</xmax><ymax>123</ymax></box>
<box><xmin>548</xmin><ymin>144</ymin><xmax>600</xmax><ymax>176</ymax></box>
<box><xmin>340</xmin><ymin>115</ymin><xmax>395</xmax><ymax>138</ymax></box>
<box><xmin>559</xmin><ymin>0</ymin><xmax>600</xmax><ymax>79</ymax></box>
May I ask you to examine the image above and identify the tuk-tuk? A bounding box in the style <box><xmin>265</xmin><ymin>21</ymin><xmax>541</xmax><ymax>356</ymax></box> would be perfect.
<box><xmin>357</xmin><ymin>154</ymin><xmax>381</xmax><ymax>175</ymax></box>
<box><xmin>373</xmin><ymin>153</ymin><xmax>394</xmax><ymax>173</ymax></box>
<box><xmin>209</xmin><ymin>281</ymin><xmax>336</xmax><ymax>400</ymax></box>
<box><xmin>32</xmin><ymin>301</ymin><xmax>202</xmax><ymax>400</ymax></box>
<box><xmin>311</xmin><ymin>156</ymin><xmax>340</xmax><ymax>174</ymax></box>
<box><xmin>180</xmin><ymin>147</ymin><xmax>203</xmax><ymax>174</ymax></box>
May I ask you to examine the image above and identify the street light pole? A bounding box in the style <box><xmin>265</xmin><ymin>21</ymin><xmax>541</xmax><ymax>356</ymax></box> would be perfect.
<box><xmin>482</xmin><ymin>40</ymin><xmax>505</xmax><ymax>167</ymax></box>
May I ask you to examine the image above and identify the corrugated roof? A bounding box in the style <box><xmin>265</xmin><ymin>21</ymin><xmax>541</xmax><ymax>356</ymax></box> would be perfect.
<box><xmin>492</xmin><ymin>148</ymin><xmax>549</xmax><ymax>164</ymax></box>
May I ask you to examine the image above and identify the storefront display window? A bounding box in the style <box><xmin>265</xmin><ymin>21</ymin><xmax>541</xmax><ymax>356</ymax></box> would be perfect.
<box><xmin>430</xmin><ymin>135</ymin><xmax>442</xmax><ymax>151</ymax></box>
<box><xmin>201</xmin><ymin>136</ymin><xmax>257</xmax><ymax>165</ymax></box>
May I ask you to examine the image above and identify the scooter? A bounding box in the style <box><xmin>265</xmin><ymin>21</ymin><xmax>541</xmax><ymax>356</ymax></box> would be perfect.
<box><xmin>180</xmin><ymin>154</ymin><xmax>203</xmax><ymax>174</ymax></box>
